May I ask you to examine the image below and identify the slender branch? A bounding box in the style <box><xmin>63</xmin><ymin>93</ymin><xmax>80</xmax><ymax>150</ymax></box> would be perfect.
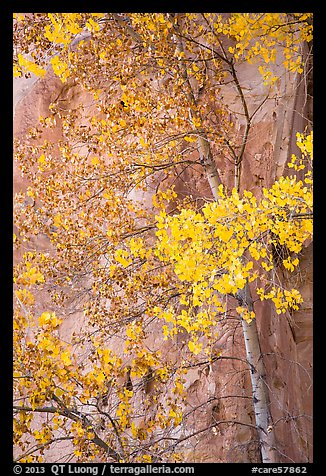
<box><xmin>181</xmin><ymin>354</ymin><xmax>250</xmax><ymax>370</ymax></box>
<box><xmin>96</xmin><ymin>400</ymin><xmax>125</xmax><ymax>458</ymax></box>
<box><xmin>183</xmin><ymin>394</ymin><xmax>253</xmax><ymax>420</ymax></box>
<box><xmin>14</xmin><ymin>437</ymin><xmax>74</xmax><ymax>462</ymax></box>
<box><xmin>228</xmin><ymin>62</ymin><xmax>251</xmax><ymax>190</ymax></box>
<box><xmin>172</xmin><ymin>29</ymin><xmax>233</xmax><ymax>66</ymax></box>
<box><xmin>291</xmin><ymin>212</ymin><xmax>313</xmax><ymax>219</ymax></box>
<box><xmin>273</xmin><ymin>413</ymin><xmax>312</xmax><ymax>428</ymax></box>
<box><xmin>250</xmin><ymin>93</ymin><xmax>271</xmax><ymax>122</ymax></box>
<box><xmin>160</xmin><ymin>418</ymin><xmax>260</xmax><ymax>451</ymax></box>
<box><xmin>131</xmin><ymin>159</ymin><xmax>198</xmax><ymax>171</ymax></box>
<box><xmin>110</xmin><ymin>14</ymin><xmax>143</xmax><ymax>45</ymax></box>
<box><xmin>14</xmin><ymin>396</ymin><xmax>120</xmax><ymax>461</ymax></box>
<box><xmin>14</xmin><ymin>405</ymin><xmax>60</xmax><ymax>413</ymax></box>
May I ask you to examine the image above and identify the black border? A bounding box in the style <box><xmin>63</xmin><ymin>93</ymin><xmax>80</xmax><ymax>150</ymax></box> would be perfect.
<box><xmin>4</xmin><ymin>3</ymin><xmax>321</xmax><ymax>473</ymax></box>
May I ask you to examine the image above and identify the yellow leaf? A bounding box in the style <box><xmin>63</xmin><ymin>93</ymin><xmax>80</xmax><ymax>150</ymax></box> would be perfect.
<box><xmin>54</xmin><ymin>387</ymin><xmax>64</xmax><ymax>398</ymax></box>
<box><xmin>26</xmin><ymin>188</ymin><xmax>35</xmax><ymax>198</ymax></box>
<box><xmin>13</xmin><ymin>64</ymin><xmax>22</xmax><ymax>77</ymax></box>
<box><xmin>184</xmin><ymin>135</ymin><xmax>197</xmax><ymax>143</ymax></box>
<box><xmin>139</xmin><ymin>136</ymin><xmax>148</xmax><ymax>148</ymax></box>
<box><xmin>192</xmin><ymin>116</ymin><xmax>201</xmax><ymax>128</ymax></box>
<box><xmin>85</xmin><ymin>18</ymin><xmax>101</xmax><ymax>32</ymax></box>
<box><xmin>61</xmin><ymin>351</ymin><xmax>72</xmax><ymax>366</ymax></box>
<box><xmin>96</xmin><ymin>371</ymin><xmax>106</xmax><ymax>385</ymax></box>
<box><xmin>18</xmin><ymin>54</ymin><xmax>46</xmax><ymax>77</ymax></box>
<box><xmin>91</xmin><ymin>156</ymin><xmax>99</xmax><ymax>165</ymax></box>
<box><xmin>53</xmin><ymin>214</ymin><xmax>62</xmax><ymax>228</ymax></box>
<box><xmin>188</xmin><ymin>340</ymin><xmax>202</xmax><ymax>355</ymax></box>
<box><xmin>115</xmin><ymin>249</ymin><xmax>132</xmax><ymax>267</ymax></box>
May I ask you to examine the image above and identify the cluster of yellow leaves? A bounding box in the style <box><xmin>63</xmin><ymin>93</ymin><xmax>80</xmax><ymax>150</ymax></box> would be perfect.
<box><xmin>14</xmin><ymin>13</ymin><xmax>102</xmax><ymax>79</ymax></box>
<box><xmin>100</xmin><ymin>132</ymin><xmax>312</xmax><ymax>358</ymax></box>
<box><xmin>38</xmin><ymin>311</ymin><xmax>62</xmax><ymax>328</ymax></box>
<box><xmin>256</xmin><ymin>287</ymin><xmax>303</xmax><ymax>314</ymax></box>
<box><xmin>153</xmin><ymin>134</ymin><xmax>312</xmax><ymax>335</ymax></box>
<box><xmin>14</xmin><ymin>261</ymin><xmax>45</xmax><ymax>286</ymax></box>
<box><xmin>236</xmin><ymin>306</ymin><xmax>256</xmax><ymax>324</ymax></box>
<box><xmin>257</xmin><ymin>66</ymin><xmax>279</xmax><ymax>86</ymax></box>
<box><xmin>14</xmin><ymin>251</ymin><xmax>127</xmax><ymax>462</ymax></box>
<box><xmin>14</xmin><ymin>308</ymin><xmax>73</xmax><ymax>411</ymax></box>
<box><xmin>44</xmin><ymin>13</ymin><xmax>84</xmax><ymax>45</ymax></box>
<box><xmin>15</xmin><ymin>288</ymin><xmax>35</xmax><ymax>306</ymax></box>
<box><xmin>16</xmin><ymin>53</ymin><xmax>46</xmax><ymax>78</ymax></box>
<box><xmin>50</xmin><ymin>56</ymin><xmax>70</xmax><ymax>83</ymax></box>
<box><xmin>152</xmin><ymin>186</ymin><xmax>178</xmax><ymax>210</ymax></box>
<box><xmin>287</xmin><ymin>133</ymin><xmax>312</xmax><ymax>173</ymax></box>
<box><xmin>296</xmin><ymin>131</ymin><xmax>313</xmax><ymax>160</ymax></box>
<box><xmin>180</xmin><ymin>13</ymin><xmax>312</xmax><ymax>84</ymax></box>
<box><xmin>225</xmin><ymin>13</ymin><xmax>312</xmax><ymax>76</ymax></box>
<box><xmin>115</xmin><ymin>248</ymin><xmax>132</xmax><ymax>268</ymax></box>
<box><xmin>13</xmin><ymin>308</ymin><xmax>112</xmax><ymax>459</ymax></box>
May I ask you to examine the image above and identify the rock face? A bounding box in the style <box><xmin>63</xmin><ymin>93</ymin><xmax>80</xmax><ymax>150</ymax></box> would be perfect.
<box><xmin>13</xmin><ymin>42</ymin><xmax>312</xmax><ymax>463</ymax></box>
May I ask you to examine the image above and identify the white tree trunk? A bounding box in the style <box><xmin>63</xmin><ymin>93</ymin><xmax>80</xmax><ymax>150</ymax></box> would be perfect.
<box><xmin>238</xmin><ymin>284</ymin><xmax>278</xmax><ymax>462</ymax></box>
<box><xmin>241</xmin><ymin>316</ymin><xmax>278</xmax><ymax>462</ymax></box>
<box><xmin>197</xmin><ymin>135</ymin><xmax>222</xmax><ymax>198</ymax></box>
<box><xmin>200</xmin><ymin>125</ymin><xmax>278</xmax><ymax>462</ymax></box>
